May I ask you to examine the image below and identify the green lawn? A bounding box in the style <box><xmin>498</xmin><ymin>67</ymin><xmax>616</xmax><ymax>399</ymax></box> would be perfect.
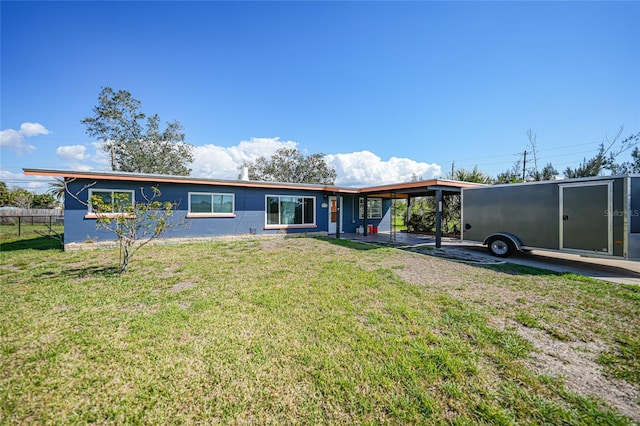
<box><xmin>0</xmin><ymin>223</ymin><xmax>64</xmax><ymax>249</ymax></box>
<box><xmin>1</xmin><ymin>235</ymin><xmax>638</xmax><ymax>424</ymax></box>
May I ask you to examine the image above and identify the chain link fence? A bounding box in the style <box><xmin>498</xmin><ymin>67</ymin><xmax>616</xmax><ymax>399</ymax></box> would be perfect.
<box><xmin>0</xmin><ymin>209</ymin><xmax>64</xmax><ymax>237</ymax></box>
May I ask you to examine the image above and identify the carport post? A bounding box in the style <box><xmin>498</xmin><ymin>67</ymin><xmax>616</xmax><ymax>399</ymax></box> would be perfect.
<box><xmin>435</xmin><ymin>189</ymin><xmax>442</xmax><ymax>248</ymax></box>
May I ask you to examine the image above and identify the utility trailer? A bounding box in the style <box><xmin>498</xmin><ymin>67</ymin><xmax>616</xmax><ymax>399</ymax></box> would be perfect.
<box><xmin>461</xmin><ymin>175</ymin><xmax>640</xmax><ymax>259</ymax></box>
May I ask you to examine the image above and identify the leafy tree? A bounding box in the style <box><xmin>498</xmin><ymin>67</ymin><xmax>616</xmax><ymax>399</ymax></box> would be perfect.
<box><xmin>449</xmin><ymin>166</ymin><xmax>493</xmax><ymax>184</ymax></box>
<box><xmin>240</xmin><ymin>148</ymin><xmax>337</xmax><ymax>184</ymax></box>
<box><xmin>408</xmin><ymin>166</ymin><xmax>492</xmax><ymax>235</ymax></box>
<box><xmin>564</xmin><ymin>128</ymin><xmax>639</xmax><ymax>178</ymax></box>
<box><xmin>564</xmin><ymin>145</ymin><xmax>609</xmax><ymax>179</ymax></box>
<box><xmin>496</xmin><ymin>158</ymin><xmax>524</xmax><ymax>184</ymax></box>
<box><xmin>538</xmin><ymin>163</ymin><xmax>559</xmax><ymax>181</ymax></box>
<box><xmin>0</xmin><ymin>182</ymin><xmax>10</xmax><ymax>206</ymax></box>
<box><xmin>608</xmin><ymin>132</ymin><xmax>640</xmax><ymax>174</ymax></box>
<box><xmin>620</xmin><ymin>147</ymin><xmax>640</xmax><ymax>174</ymax></box>
<box><xmin>32</xmin><ymin>193</ymin><xmax>57</xmax><ymax>209</ymax></box>
<box><xmin>10</xmin><ymin>188</ymin><xmax>33</xmax><ymax>209</ymax></box>
<box><xmin>82</xmin><ymin>87</ymin><xmax>194</xmax><ymax>175</ymax></box>
<box><xmin>393</xmin><ymin>199</ymin><xmax>408</xmax><ymax>227</ymax></box>
<box><xmin>89</xmin><ymin>186</ymin><xmax>177</xmax><ymax>273</ymax></box>
<box><xmin>48</xmin><ymin>178</ymin><xmax>66</xmax><ymax>203</ymax></box>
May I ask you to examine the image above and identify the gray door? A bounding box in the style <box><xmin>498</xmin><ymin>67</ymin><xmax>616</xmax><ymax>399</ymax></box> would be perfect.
<box><xmin>560</xmin><ymin>182</ymin><xmax>612</xmax><ymax>254</ymax></box>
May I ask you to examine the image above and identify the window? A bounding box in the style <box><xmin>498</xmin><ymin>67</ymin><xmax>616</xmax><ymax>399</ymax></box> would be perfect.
<box><xmin>266</xmin><ymin>195</ymin><xmax>315</xmax><ymax>227</ymax></box>
<box><xmin>188</xmin><ymin>192</ymin><xmax>235</xmax><ymax>216</ymax></box>
<box><xmin>359</xmin><ymin>198</ymin><xmax>383</xmax><ymax>219</ymax></box>
<box><xmin>88</xmin><ymin>189</ymin><xmax>134</xmax><ymax>213</ymax></box>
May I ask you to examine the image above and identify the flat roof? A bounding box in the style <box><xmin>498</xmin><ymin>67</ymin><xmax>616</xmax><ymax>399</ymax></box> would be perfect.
<box><xmin>23</xmin><ymin>168</ymin><xmax>483</xmax><ymax>197</ymax></box>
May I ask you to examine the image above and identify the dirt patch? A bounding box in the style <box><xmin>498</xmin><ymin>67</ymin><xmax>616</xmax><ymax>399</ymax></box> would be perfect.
<box><xmin>1</xmin><ymin>264</ymin><xmax>23</xmax><ymax>272</ymax></box>
<box><xmin>169</xmin><ymin>281</ymin><xmax>197</xmax><ymax>293</ymax></box>
<box><xmin>370</xmin><ymin>247</ymin><xmax>640</xmax><ymax>422</ymax></box>
<box><xmin>160</xmin><ymin>263</ymin><xmax>183</xmax><ymax>278</ymax></box>
<box><xmin>515</xmin><ymin>324</ymin><xmax>640</xmax><ymax>422</ymax></box>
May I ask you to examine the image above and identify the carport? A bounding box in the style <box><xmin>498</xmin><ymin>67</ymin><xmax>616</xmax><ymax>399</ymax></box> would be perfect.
<box><xmin>352</xmin><ymin>179</ymin><xmax>483</xmax><ymax>248</ymax></box>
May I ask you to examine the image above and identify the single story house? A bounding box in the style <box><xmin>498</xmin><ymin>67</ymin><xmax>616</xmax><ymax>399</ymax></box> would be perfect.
<box><xmin>23</xmin><ymin>168</ymin><xmax>479</xmax><ymax>250</ymax></box>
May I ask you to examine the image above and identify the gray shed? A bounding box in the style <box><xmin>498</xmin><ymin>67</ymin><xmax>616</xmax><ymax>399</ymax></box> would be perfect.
<box><xmin>461</xmin><ymin>175</ymin><xmax>640</xmax><ymax>259</ymax></box>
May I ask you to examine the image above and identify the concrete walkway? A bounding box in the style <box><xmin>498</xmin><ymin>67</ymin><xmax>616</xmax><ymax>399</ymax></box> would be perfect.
<box><xmin>339</xmin><ymin>232</ymin><xmax>640</xmax><ymax>286</ymax></box>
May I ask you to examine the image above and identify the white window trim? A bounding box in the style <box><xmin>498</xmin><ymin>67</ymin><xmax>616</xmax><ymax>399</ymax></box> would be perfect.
<box><xmin>359</xmin><ymin>197</ymin><xmax>383</xmax><ymax>219</ymax></box>
<box><xmin>265</xmin><ymin>194</ymin><xmax>316</xmax><ymax>228</ymax></box>
<box><xmin>187</xmin><ymin>192</ymin><xmax>235</xmax><ymax>218</ymax></box>
<box><xmin>86</xmin><ymin>188</ymin><xmax>135</xmax><ymax>218</ymax></box>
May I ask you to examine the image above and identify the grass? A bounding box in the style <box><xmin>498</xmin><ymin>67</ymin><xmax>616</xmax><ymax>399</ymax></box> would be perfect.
<box><xmin>392</xmin><ymin>217</ymin><xmax>408</xmax><ymax>231</ymax></box>
<box><xmin>1</xmin><ymin>235</ymin><xmax>638</xmax><ymax>424</ymax></box>
<box><xmin>1</xmin><ymin>223</ymin><xmax>64</xmax><ymax>250</ymax></box>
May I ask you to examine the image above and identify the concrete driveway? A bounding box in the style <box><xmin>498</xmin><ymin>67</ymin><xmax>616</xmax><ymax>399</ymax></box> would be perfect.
<box><xmin>451</xmin><ymin>242</ymin><xmax>640</xmax><ymax>285</ymax></box>
<box><xmin>342</xmin><ymin>232</ymin><xmax>640</xmax><ymax>285</ymax></box>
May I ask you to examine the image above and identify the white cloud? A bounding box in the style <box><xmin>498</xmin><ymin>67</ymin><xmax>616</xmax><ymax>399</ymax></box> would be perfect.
<box><xmin>55</xmin><ymin>142</ymin><xmax>108</xmax><ymax>171</ymax></box>
<box><xmin>19</xmin><ymin>122</ymin><xmax>50</xmax><ymax>137</ymax></box>
<box><xmin>49</xmin><ymin>136</ymin><xmax>442</xmax><ymax>188</ymax></box>
<box><xmin>190</xmin><ymin>138</ymin><xmax>441</xmax><ymax>187</ymax></box>
<box><xmin>190</xmin><ymin>137</ymin><xmax>297</xmax><ymax>179</ymax></box>
<box><xmin>0</xmin><ymin>122</ymin><xmax>50</xmax><ymax>154</ymax></box>
<box><xmin>0</xmin><ymin>168</ymin><xmax>52</xmax><ymax>194</ymax></box>
<box><xmin>326</xmin><ymin>151</ymin><xmax>441</xmax><ymax>187</ymax></box>
<box><xmin>56</xmin><ymin>145</ymin><xmax>88</xmax><ymax>162</ymax></box>
<box><xmin>55</xmin><ymin>145</ymin><xmax>95</xmax><ymax>171</ymax></box>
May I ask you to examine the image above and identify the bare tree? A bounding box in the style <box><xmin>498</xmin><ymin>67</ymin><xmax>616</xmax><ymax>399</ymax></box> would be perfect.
<box><xmin>64</xmin><ymin>179</ymin><xmax>181</xmax><ymax>273</ymax></box>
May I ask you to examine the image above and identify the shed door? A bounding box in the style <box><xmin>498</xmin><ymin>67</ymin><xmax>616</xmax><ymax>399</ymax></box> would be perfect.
<box><xmin>560</xmin><ymin>182</ymin><xmax>612</xmax><ymax>254</ymax></box>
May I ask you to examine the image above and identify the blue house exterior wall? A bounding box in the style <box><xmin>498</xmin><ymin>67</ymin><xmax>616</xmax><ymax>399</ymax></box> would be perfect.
<box><xmin>337</xmin><ymin>196</ymin><xmax>392</xmax><ymax>234</ymax></box>
<box><xmin>64</xmin><ymin>179</ymin><xmax>337</xmax><ymax>244</ymax></box>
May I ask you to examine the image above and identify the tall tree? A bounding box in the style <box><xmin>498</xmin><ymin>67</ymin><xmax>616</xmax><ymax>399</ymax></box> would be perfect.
<box><xmin>608</xmin><ymin>132</ymin><xmax>640</xmax><ymax>174</ymax></box>
<box><xmin>48</xmin><ymin>178</ymin><xmax>66</xmax><ymax>202</ymax></box>
<box><xmin>539</xmin><ymin>163</ymin><xmax>559</xmax><ymax>181</ymax></box>
<box><xmin>32</xmin><ymin>193</ymin><xmax>57</xmax><ymax>209</ymax></box>
<box><xmin>496</xmin><ymin>158</ymin><xmax>524</xmax><ymax>184</ymax></box>
<box><xmin>564</xmin><ymin>127</ymin><xmax>638</xmax><ymax>178</ymax></box>
<box><xmin>0</xmin><ymin>182</ymin><xmax>10</xmax><ymax>206</ymax></box>
<box><xmin>449</xmin><ymin>165</ymin><xmax>494</xmax><ymax>184</ymax></box>
<box><xmin>240</xmin><ymin>148</ymin><xmax>337</xmax><ymax>184</ymax></box>
<box><xmin>81</xmin><ymin>87</ymin><xmax>194</xmax><ymax>175</ymax></box>
<box><xmin>10</xmin><ymin>188</ymin><xmax>33</xmax><ymax>209</ymax></box>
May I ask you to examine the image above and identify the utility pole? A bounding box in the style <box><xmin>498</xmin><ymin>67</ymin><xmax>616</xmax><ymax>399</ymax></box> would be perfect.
<box><xmin>522</xmin><ymin>150</ymin><xmax>527</xmax><ymax>181</ymax></box>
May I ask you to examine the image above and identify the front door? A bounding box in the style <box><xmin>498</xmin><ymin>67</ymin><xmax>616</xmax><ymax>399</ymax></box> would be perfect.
<box><xmin>328</xmin><ymin>196</ymin><xmax>343</xmax><ymax>234</ymax></box>
<box><xmin>560</xmin><ymin>181</ymin><xmax>612</xmax><ymax>254</ymax></box>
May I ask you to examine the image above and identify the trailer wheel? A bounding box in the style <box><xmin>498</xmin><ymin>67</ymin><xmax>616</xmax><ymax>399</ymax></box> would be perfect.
<box><xmin>487</xmin><ymin>237</ymin><xmax>513</xmax><ymax>258</ymax></box>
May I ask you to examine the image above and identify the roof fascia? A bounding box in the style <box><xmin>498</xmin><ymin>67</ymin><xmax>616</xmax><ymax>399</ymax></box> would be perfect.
<box><xmin>23</xmin><ymin>169</ymin><xmax>481</xmax><ymax>195</ymax></box>
<box><xmin>22</xmin><ymin>168</ymin><xmax>361</xmax><ymax>193</ymax></box>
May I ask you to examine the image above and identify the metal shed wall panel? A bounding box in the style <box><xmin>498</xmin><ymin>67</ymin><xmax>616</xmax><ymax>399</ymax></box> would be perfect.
<box><xmin>463</xmin><ymin>183</ymin><xmax>560</xmax><ymax>250</ymax></box>
<box><xmin>631</xmin><ymin>176</ymin><xmax>640</xmax><ymax>234</ymax></box>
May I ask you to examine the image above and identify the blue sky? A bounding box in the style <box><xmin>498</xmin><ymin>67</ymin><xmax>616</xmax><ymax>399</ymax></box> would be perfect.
<box><xmin>2</xmin><ymin>1</ymin><xmax>639</xmax><ymax>191</ymax></box>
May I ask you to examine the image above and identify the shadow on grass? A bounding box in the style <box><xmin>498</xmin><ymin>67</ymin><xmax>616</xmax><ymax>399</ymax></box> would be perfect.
<box><xmin>315</xmin><ymin>236</ymin><xmax>383</xmax><ymax>251</ymax></box>
<box><xmin>33</xmin><ymin>264</ymin><xmax>121</xmax><ymax>280</ymax></box>
<box><xmin>0</xmin><ymin>236</ymin><xmax>64</xmax><ymax>252</ymax></box>
<box><xmin>479</xmin><ymin>262</ymin><xmax>567</xmax><ymax>277</ymax></box>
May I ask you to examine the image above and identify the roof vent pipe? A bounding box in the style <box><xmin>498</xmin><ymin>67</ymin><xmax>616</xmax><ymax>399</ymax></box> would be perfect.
<box><xmin>241</xmin><ymin>166</ymin><xmax>249</xmax><ymax>181</ymax></box>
